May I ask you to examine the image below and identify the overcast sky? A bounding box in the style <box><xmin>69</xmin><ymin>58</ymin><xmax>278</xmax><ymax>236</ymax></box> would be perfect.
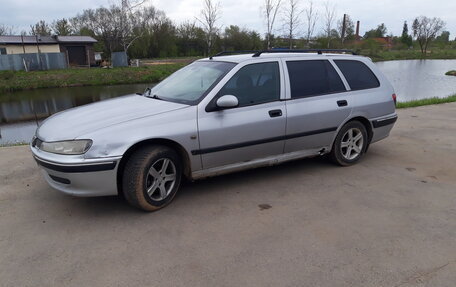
<box><xmin>1</xmin><ymin>0</ymin><xmax>455</xmax><ymax>38</ymax></box>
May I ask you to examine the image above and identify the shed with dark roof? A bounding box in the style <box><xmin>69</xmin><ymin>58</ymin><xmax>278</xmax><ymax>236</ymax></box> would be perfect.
<box><xmin>0</xmin><ymin>35</ymin><xmax>98</xmax><ymax>66</ymax></box>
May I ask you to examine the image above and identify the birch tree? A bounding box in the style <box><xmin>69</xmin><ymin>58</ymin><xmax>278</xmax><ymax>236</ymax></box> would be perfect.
<box><xmin>323</xmin><ymin>1</ymin><xmax>337</xmax><ymax>48</ymax></box>
<box><xmin>283</xmin><ymin>0</ymin><xmax>303</xmax><ymax>49</ymax></box>
<box><xmin>197</xmin><ymin>0</ymin><xmax>221</xmax><ymax>55</ymax></box>
<box><xmin>262</xmin><ymin>0</ymin><xmax>282</xmax><ymax>49</ymax></box>
<box><xmin>116</xmin><ymin>0</ymin><xmax>148</xmax><ymax>53</ymax></box>
<box><xmin>304</xmin><ymin>0</ymin><xmax>317</xmax><ymax>47</ymax></box>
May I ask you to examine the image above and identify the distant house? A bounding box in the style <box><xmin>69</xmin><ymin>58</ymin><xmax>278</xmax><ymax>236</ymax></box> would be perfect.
<box><xmin>0</xmin><ymin>35</ymin><xmax>98</xmax><ymax>66</ymax></box>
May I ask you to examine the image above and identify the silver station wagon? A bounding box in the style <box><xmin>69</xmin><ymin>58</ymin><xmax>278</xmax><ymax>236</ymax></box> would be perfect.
<box><xmin>31</xmin><ymin>50</ymin><xmax>398</xmax><ymax>211</ymax></box>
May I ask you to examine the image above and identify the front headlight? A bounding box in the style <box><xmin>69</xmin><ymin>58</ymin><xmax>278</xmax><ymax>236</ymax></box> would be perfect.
<box><xmin>39</xmin><ymin>140</ymin><xmax>93</xmax><ymax>155</ymax></box>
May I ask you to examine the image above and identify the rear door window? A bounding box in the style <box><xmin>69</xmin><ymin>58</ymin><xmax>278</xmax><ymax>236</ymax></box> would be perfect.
<box><xmin>334</xmin><ymin>60</ymin><xmax>380</xmax><ymax>90</ymax></box>
<box><xmin>286</xmin><ymin>60</ymin><xmax>346</xmax><ymax>99</ymax></box>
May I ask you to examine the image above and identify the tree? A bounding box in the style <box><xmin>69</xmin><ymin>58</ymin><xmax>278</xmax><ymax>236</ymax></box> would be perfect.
<box><xmin>304</xmin><ymin>0</ymin><xmax>318</xmax><ymax>47</ymax></box>
<box><xmin>223</xmin><ymin>25</ymin><xmax>262</xmax><ymax>51</ymax></box>
<box><xmin>282</xmin><ymin>0</ymin><xmax>303</xmax><ymax>49</ymax></box>
<box><xmin>52</xmin><ymin>18</ymin><xmax>73</xmax><ymax>35</ymax></box>
<box><xmin>196</xmin><ymin>0</ymin><xmax>221</xmax><ymax>55</ymax></box>
<box><xmin>30</xmin><ymin>20</ymin><xmax>51</xmax><ymax>36</ymax></box>
<box><xmin>323</xmin><ymin>1</ymin><xmax>337</xmax><ymax>48</ymax></box>
<box><xmin>435</xmin><ymin>31</ymin><xmax>450</xmax><ymax>43</ymax></box>
<box><xmin>0</xmin><ymin>24</ymin><xmax>14</xmax><ymax>36</ymax></box>
<box><xmin>337</xmin><ymin>14</ymin><xmax>354</xmax><ymax>43</ymax></box>
<box><xmin>400</xmin><ymin>21</ymin><xmax>413</xmax><ymax>47</ymax></box>
<box><xmin>412</xmin><ymin>16</ymin><xmax>445</xmax><ymax>54</ymax></box>
<box><xmin>176</xmin><ymin>21</ymin><xmax>206</xmax><ymax>56</ymax></box>
<box><xmin>262</xmin><ymin>0</ymin><xmax>282</xmax><ymax>49</ymax></box>
<box><xmin>363</xmin><ymin>23</ymin><xmax>387</xmax><ymax>38</ymax></box>
<box><xmin>116</xmin><ymin>0</ymin><xmax>148</xmax><ymax>53</ymax></box>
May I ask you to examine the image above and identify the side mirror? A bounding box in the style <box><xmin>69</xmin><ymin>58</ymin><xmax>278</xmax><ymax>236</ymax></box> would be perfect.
<box><xmin>143</xmin><ymin>87</ymin><xmax>152</xmax><ymax>97</ymax></box>
<box><xmin>216</xmin><ymin>95</ymin><xmax>239</xmax><ymax>109</ymax></box>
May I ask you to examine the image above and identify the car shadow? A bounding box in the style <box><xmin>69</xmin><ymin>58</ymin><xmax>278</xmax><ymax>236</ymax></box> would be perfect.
<box><xmin>55</xmin><ymin>151</ymin><xmax>378</xmax><ymax>215</ymax></box>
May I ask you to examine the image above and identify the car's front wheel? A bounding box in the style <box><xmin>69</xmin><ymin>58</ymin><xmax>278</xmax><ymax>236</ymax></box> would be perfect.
<box><xmin>122</xmin><ymin>145</ymin><xmax>182</xmax><ymax>211</ymax></box>
<box><xmin>331</xmin><ymin>121</ymin><xmax>368</xmax><ymax>166</ymax></box>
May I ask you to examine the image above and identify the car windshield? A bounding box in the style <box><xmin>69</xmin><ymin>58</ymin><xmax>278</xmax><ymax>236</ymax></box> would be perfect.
<box><xmin>147</xmin><ymin>61</ymin><xmax>236</xmax><ymax>104</ymax></box>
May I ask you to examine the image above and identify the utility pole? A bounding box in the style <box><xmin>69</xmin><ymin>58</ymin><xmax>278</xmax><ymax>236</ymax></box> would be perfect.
<box><xmin>35</xmin><ymin>35</ymin><xmax>43</xmax><ymax>70</ymax></box>
<box><xmin>21</xmin><ymin>35</ymin><xmax>26</xmax><ymax>53</ymax></box>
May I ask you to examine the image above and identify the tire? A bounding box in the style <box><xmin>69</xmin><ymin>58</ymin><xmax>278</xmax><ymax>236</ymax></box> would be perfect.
<box><xmin>330</xmin><ymin>120</ymin><xmax>368</xmax><ymax>166</ymax></box>
<box><xmin>122</xmin><ymin>145</ymin><xmax>182</xmax><ymax>211</ymax></box>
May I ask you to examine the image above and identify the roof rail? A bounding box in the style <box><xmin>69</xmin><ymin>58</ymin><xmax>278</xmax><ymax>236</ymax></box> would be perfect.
<box><xmin>252</xmin><ymin>49</ymin><xmax>358</xmax><ymax>57</ymax></box>
<box><xmin>210</xmin><ymin>50</ymin><xmax>260</xmax><ymax>59</ymax></box>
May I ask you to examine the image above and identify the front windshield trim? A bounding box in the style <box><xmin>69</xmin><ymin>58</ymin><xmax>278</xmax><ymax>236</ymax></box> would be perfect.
<box><xmin>146</xmin><ymin>61</ymin><xmax>236</xmax><ymax>106</ymax></box>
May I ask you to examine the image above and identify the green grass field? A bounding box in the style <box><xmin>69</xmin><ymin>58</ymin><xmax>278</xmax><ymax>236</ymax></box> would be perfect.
<box><xmin>396</xmin><ymin>95</ymin><xmax>456</xmax><ymax>108</ymax></box>
<box><xmin>362</xmin><ymin>49</ymin><xmax>456</xmax><ymax>62</ymax></box>
<box><xmin>0</xmin><ymin>64</ymin><xmax>184</xmax><ymax>95</ymax></box>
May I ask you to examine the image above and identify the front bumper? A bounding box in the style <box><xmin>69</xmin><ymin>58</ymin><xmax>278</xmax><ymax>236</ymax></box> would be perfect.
<box><xmin>31</xmin><ymin>146</ymin><xmax>121</xmax><ymax>197</ymax></box>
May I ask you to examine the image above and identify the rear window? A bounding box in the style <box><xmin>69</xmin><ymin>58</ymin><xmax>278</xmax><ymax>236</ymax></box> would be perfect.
<box><xmin>286</xmin><ymin>60</ymin><xmax>346</xmax><ymax>99</ymax></box>
<box><xmin>334</xmin><ymin>60</ymin><xmax>380</xmax><ymax>90</ymax></box>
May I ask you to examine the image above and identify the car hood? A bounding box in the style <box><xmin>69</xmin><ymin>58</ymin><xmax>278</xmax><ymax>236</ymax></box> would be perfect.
<box><xmin>37</xmin><ymin>94</ymin><xmax>189</xmax><ymax>141</ymax></box>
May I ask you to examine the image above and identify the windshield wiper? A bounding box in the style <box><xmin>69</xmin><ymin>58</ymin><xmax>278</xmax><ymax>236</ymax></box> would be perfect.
<box><xmin>142</xmin><ymin>87</ymin><xmax>163</xmax><ymax>100</ymax></box>
<box><xmin>146</xmin><ymin>94</ymin><xmax>163</xmax><ymax>100</ymax></box>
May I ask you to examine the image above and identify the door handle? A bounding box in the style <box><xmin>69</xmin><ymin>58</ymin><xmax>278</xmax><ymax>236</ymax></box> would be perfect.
<box><xmin>268</xmin><ymin>109</ymin><xmax>282</xmax><ymax>118</ymax></box>
<box><xmin>337</xmin><ymin>100</ymin><xmax>348</xmax><ymax>107</ymax></box>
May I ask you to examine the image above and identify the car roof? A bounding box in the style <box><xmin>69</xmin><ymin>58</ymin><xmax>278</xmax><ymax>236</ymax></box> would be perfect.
<box><xmin>197</xmin><ymin>52</ymin><xmax>368</xmax><ymax>64</ymax></box>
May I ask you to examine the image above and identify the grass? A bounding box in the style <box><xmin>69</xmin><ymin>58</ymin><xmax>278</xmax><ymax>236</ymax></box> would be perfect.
<box><xmin>445</xmin><ymin>70</ymin><xmax>456</xmax><ymax>76</ymax></box>
<box><xmin>362</xmin><ymin>49</ymin><xmax>456</xmax><ymax>62</ymax></box>
<box><xmin>396</xmin><ymin>95</ymin><xmax>456</xmax><ymax>109</ymax></box>
<box><xmin>0</xmin><ymin>142</ymin><xmax>29</xmax><ymax>147</ymax></box>
<box><xmin>0</xmin><ymin>64</ymin><xmax>185</xmax><ymax>95</ymax></box>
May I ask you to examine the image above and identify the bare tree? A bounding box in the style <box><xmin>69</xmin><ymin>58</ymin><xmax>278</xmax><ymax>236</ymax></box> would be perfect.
<box><xmin>282</xmin><ymin>0</ymin><xmax>303</xmax><ymax>49</ymax></box>
<box><xmin>304</xmin><ymin>0</ymin><xmax>318</xmax><ymax>47</ymax></box>
<box><xmin>412</xmin><ymin>16</ymin><xmax>445</xmax><ymax>55</ymax></box>
<box><xmin>196</xmin><ymin>0</ymin><xmax>221</xmax><ymax>55</ymax></box>
<box><xmin>323</xmin><ymin>1</ymin><xmax>337</xmax><ymax>48</ymax></box>
<box><xmin>262</xmin><ymin>0</ymin><xmax>282</xmax><ymax>49</ymax></box>
<box><xmin>117</xmin><ymin>0</ymin><xmax>148</xmax><ymax>53</ymax></box>
<box><xmin>0</xmin><ymin>24</ymin><xmax>14</xmax><ymax>36</ymax></box>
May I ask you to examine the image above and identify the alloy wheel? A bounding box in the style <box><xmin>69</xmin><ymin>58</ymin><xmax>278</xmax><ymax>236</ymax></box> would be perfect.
<box><xmin>340</xmin><ymin>128</ymin><xmax>364</xmax><ymax>160</ymax></box>
<box><xmin>146</xmin><ymin>158</ymin><xmax>177</xmax><ymax>201</ymax></box>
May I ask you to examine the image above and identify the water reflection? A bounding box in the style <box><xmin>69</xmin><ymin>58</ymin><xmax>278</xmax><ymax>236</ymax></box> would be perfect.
<box><xmin>0</xmin><ymin>83</ymin><xmax>149</xmax><ymax>145</ymax></box>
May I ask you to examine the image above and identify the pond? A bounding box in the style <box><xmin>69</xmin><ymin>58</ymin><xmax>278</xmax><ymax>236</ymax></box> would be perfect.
<box><xmin>1</xmin><ymin>59</ymin><xmax>456</xmax><ymax>145</ymax></box>
<box><xmin>376</xmin><ymin>59</ymin><xmax>456</xmax><ymax>101</ymax></box>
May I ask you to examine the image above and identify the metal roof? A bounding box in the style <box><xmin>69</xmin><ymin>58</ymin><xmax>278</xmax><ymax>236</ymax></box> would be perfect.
<box><xmin>0</xmin><ymin>35</ymin><xmax>97</xmax><ymax>45</ymax></box>
<box><xmin>56</xmin><ymin>36</ymin><xmax>97</xmax><ymax>43</ymax></box>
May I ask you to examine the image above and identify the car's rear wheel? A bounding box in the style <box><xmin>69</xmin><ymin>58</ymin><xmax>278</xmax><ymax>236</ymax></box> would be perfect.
<box><xmin>331</xmin><ymin>121</ymin><xmax>368</xmax><ymax>166</ymax></box>
<box><xmin>122</xmin><ymin>145</ymin><xmax>182</xmax><ymax>211</ymax></box>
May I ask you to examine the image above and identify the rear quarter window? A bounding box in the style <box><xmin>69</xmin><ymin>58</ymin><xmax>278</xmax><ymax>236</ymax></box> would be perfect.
<box><xmin>334</xmin><ymin>60</ymin><xmax>380</xmax><ymax>90</ymax></box>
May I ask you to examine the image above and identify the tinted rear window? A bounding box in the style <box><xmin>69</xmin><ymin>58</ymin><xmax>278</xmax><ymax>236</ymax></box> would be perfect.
<box><xmin>286</xmin><ymin>60</ymin><xmax>346</xmax><ymax>99</ymax></box>
<box><xmin>334</xmin><ymin>60</ymin><xmax>380</xmax><ymax>90</ymax></box>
